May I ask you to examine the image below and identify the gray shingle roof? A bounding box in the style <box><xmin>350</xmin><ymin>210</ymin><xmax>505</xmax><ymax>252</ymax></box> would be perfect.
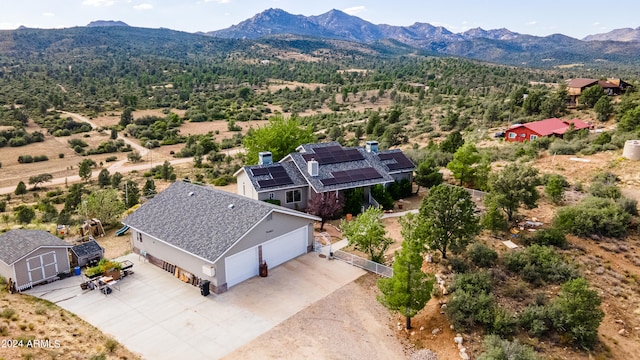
<box><xmin>287</xmin><ymin>142</ymin><xmax>397</xmax><ymax>193</ymax></box>
<box><xmin>71</xmin><ymin>240</ymin><xmax>103</xmax><ymax>258</ymax></box>
<box><xmin>239</xmin><ymin>161</ymin><xmax>308</xmax><ymax>193</ymax></box>
<box><xmin>0</xmin><ymin>230</ymin><xmax>71</xmax><ymax>265</ymax></box>
<box><xmin>122</xmin><ymin>181</ymin><xmax>318</xmax><ymax>263</ymax></box>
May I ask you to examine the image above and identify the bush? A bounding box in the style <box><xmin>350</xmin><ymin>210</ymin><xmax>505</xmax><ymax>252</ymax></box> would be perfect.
<box><xmin>524</xmin><ymin>228</ymin><xmax>567</xmax><ymax>248</ymax></box>
<box><xmin>491</xmin><ymin>307</ymin><xmax>517</xmax><ymax>336</ymax></box>
<box><xmin>503</xmin><ymin>245</ymin><xmax>577</xmax><ymax>286</ymax></box>
<box><xmin>468</xmin><ymin>242</ymin><xmax>498</xmax><ymax>268</ymax></box>
<box><xmin>105</xmin><ymin>156</ymin><xmax>118</xmax><ymax>162</ymax></box>
<box><xmin>554</xmin><ymin>197</ymin><xmax>631</xmax><ymax>238</ymax></box>
<box><xmin>446</xmin><ymin>289</ymin><xmax>496</xmax><ymax>331</ymax></box>
<box><xmin>518</xmin><ymin>305</ymin><xmax>550</xmax><ymax>338</ymax></box>
<box><xmin>388</xmin><ymin>179</ymin><xmax>412</xmax><ymax>200</ymax></box>
<box><xmin>478</xmin><ymin>335</ymin><xmax>539</xmax><ymax>360</ymax></box>
<box><xmin>371</xmin><ymin>184</ymin><xmax>394</xmax><ymax>210</ymax></box>
<box><xmin>58</xmin><ymin>153</ymin><xmax>65</xmax><ymax>158</ymax></box>
<box><xmin>618</xmin><ymin>197</ymin><xmax>638</xmax><ymax>216</ymax></box>
<box><xmin>0</xmin><ymin>201</ymin><xmax>5</xmax><ymax>212</ymax></box>
<box><xmin>17</xmin><ymin>155</ymin><xmax>33</xmax><ymax>163</ymax></box>
<box><xmin>447</xmin><ymin>257</ymin><xmax>470</xmax><ymax>273</ymax></box>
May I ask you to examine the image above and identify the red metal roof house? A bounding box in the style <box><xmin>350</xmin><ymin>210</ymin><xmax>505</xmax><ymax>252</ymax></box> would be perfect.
<box><xmin>505</xmin><ymin>118</ymin><xmax>593</xmax><ymax>142</ymax></box>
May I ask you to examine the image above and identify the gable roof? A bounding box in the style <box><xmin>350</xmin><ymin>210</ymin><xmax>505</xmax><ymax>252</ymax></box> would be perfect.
<box><xmin>509</xmin><ymin>118</ymin><xmax>592</xmax><ymax>136</ymax></box>
<box><xmin>235</xmin><ymin>161</ymin><xmax>309</xmax><ymax>193</ymax></box>
<box><xmin>122</xmin><ymin>181</ymin><xmax>318</xmax><ymax>264</ymax></box>
<box><xmin>0</xmin><ymin>230</ymin><xmax>71</xmax><ymax>265</ymax></box>
<box><xmin>567</xmin><ymin>78</ymin><xmax>598</xmax><ymax>89</ymax></box>
<box><xmin>71</xmin><ymin>239</ymin><xmax>104</xmax><ymax>258</ymax></box>
<box><xmin>286</xmin><ymin>142</ymin><xmax>398</xmax><ymax>193</ymax></box>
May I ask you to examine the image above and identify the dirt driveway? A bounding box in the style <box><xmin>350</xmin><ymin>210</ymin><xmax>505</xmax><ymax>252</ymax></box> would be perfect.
<box><xmin>26</xmin><ymin>252</ymin><xmax>366</xmax><ymax>360</ymax></box>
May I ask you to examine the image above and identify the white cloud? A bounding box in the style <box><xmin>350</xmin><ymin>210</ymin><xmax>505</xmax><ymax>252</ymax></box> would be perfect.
<box><xmin>42</xmin><ymin>12</ymin><xmax>55</xmax><ymax>17</ymax></box>
<box><xmin>204</xmin><ymin>0</ymin><xmax>231</xmax><ymax>3</ymax></box>
<box><xmin>83</xmin><ymin>0</ymin><xmax>116</xmax><ymax>7</ymax></box>
<box><xmin>343</xmin><ymin>6</ymin><xmax>366</xmax><ymax>15</ymax></box>
<box><xmin>527</xmin><ymin>21</ymin><xmax>538</xmax><ymax>26</ymax></box>
<box><xmin>134</xmin><ymin>3</ymin><xmax>153</xmax><ymax>10</ymax></box>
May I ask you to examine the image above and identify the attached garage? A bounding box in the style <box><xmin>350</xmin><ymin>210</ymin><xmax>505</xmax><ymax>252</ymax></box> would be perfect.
<box><xmin>123</xmin><ymin>181</ymin><xmax>320</xmax><ymax>294</ymax></box>
<box><xmin>262</xmin><ymin>226</ymin><xmax>308</xmax><ymax>268</ymax></box>
<box><xmin>0</xmin><ymin>230</ymin><xmax>72</xmax><ymax>292</ymax></box>
<box><xmin>225</xmin><ymin>247</ymin><xmax>259</xmax><ymax>288</ymax></box>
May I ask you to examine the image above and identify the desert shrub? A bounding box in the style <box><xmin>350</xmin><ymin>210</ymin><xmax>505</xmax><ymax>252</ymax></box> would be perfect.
<box><xmin>0</xmin><ymin>201</ymin><xmax>5</xmax><ymax>212</ymax></box>
<box><xmin>491</xmin><ymin>307</ymin><xmax>517</xmax><ymax>336</ymax></box>
<box><xmin>105</xmin><ymin>156</ymin><xmax>118</xmax><ymax>162</ymax></box>
<box><xmin>548</xmin><ymin>140</ymin><xmax>578</xmax><ymax>155</ymax></box>
<box><xmin>503</xmin><ymin>245</ymin><xmax>577</xmax><ymax>286</ymax></box>
<box><xmin>17</xmin><ymin>155</ymin><xmax>33</xmax><ymax>163</ymax></box>
<box><xmin>543</xmin><ymin>174</ymin><xmax>569</xmax><ymax>204</ymax></box>
<box><xmin>68</xmin><ymin>138</ymin><xmax>88</xmax><ymax>148</ymax></box>
<box><xmin>618</xmin><ymin>197</ymin><xmax>638</xmax><ymax>216</ymax></box>
<box><xmin>447</xmin><ymin>257</ymin><xmax>470</xmax><ymax>273</ymax></box>
<box><xmin>33</xmin><ymin>155</ymin><xmax>48</xmax><ymax>162</ymax></box>
<box><xmin>468</xmin><ymin>242</ymin><xmax>498</xmax><ymax>268</ymax></box>
<box><xmin>547</xmin><ymin>278</ymin><xmax>603</xmax><ymax>349</ymax></box>
<box><xmin>212</xmin><ymin>176</ymin><xmax>230</xmax><ymax>186</ymax></box>
<box><xmin>446</xmin><ymin>289</ymin><xmax>496</xmax><ymax>331</ymax></box>
<box><xmin>105</xmin><ymin>338</ymin><xmax>118</xmax><ymax>353</ymax></box>
<box><xmin>1</xmin><ymin>308</ymin><xmax>16</xmax><ymax>319</ymax></box>
<box><xmin>553</xmin><ymin>197</ymin><xmax>630</xmax><ymax>238</ymax></box>
<box><xmin>519</xmin><ymin>305</ymin><xmax>551</xmax><ymax>338</ymax></box>
<box><xmin>14</xmin><ymin>205</ymin><xmax>36</xmax><ymax>224</ymax></box>
<box><xmin>58</xmin><ymin>153</ymin><xmax>64</xmax><ymax>158</ymax></box>
<box><xmin>449</xmin><ymin>271</ymin><xmax>493</xmax><ymax>293</ymax></box>
<box><xmin>478</xmin><ymin>335</ymin><xmax>539</xmax><ymax>360</ymax></box>
<box><xmin>524</xmin><ymin>228</ymin><xmax>567</xmax><ymax>248</ymax></box>
<box><xmin>8</xmin><ymin>137</ymin><xmax>27</xmax><ymax>147</ymax></box>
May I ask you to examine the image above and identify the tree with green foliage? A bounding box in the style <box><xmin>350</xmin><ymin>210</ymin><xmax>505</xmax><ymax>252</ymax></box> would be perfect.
<box><xmin>14</xmin><ymin>181</ymin><xmax>27</xmax><ymax>196</ymax></box>
<box><xmin>446</xmin><ymin>143</ymin><xmax>485</xmax><ymax>188</ymax></box>
<box><xmin>440</xmin><ymin>130</ymin><xmax>464</xmax><ymax>154</ymax></box>
<box><xmin>98</xmin><ymin>169</ymin><xmax>111</xmax><ymax>188</ymax></box>
<box><xmin>549</xmin><ymin>278</ymin><xmax>604</xmax><ymax>349</ymax></box>
<box><xmin>413</xmin><ymin>157</ymin><xmax>443</xmax><ymax>193</ymax></box>
<box><xmin>111</xmin><ymin>172</ymin><xmax>123</xmax><ymax>189</ymax></box>
<box><xmin>544</xmin><ymin>174</ymin><xmax>568</xmax><ymax>204</ymax></box>
<box><xmin>57</xmin><ymin>209</ymin><xmax>72</xmax><ymax>226</ymax></box>
<box><xmin>28</xmin><ymin>173</ymin><xmax>53</xmax><ymax>190</ymax></box>
<box><xmin>341</xmin><ymin>207</ymin><xmax>393</xmax><ymax>263</ymax></box>
<box><xmin>578</xmin><ymin>85</ymin><xmax>605</xmax><ymax>108</ymax></box>
<box><xmin>119</xmin><ymin>108</ymin><xmax>133</xmax><ymax>128</ymax></box>
<box><xmin>419</xmin><ymin>184</ymin><xmax>479</xmax><ymax>259</ymax></box>
<box><xmin>157</xmin><ymin>161</ymin><xmax>175</xmax><ymax>181</ymax></box>
<box><xmin>78</xmin><ymin>159</ymin><xmax>96</xmax><ymax>182</ymax></box>
<box><xmin>64</xmin><ymin>183</ymin><xmax>84</xmax><ymax>213</ymax></box>
<box><xmin>481</xmin><ymin>197</ymin><xmax>509</xmax><ymax>235</ymax></box>
<box><xmin>243</xmin><ymin>115</ymin><xmax>315</xmax><ymax>164</ymax></box>
<box><xmin>14</xmin><ymin>205</ymin><xmax>36</xmax><ymax>224</ymax></box>
<box><xmin>594</xmin><ymin>95</ymin><xmax>613</xmax><ymax>121</ymax></box>
<box><xmin>554</xmin><ymin>196</ymin><xmax>630</xmax><ymax>238</ymax></box>
<box><xmin>127</xmin><ymin>150</ymin><xmax>142</xmax><ymax>163</ymax></box>
<box><xmin>38</xmin><ymin>200</ymin><xmax>59</xmax><ymax>223</ymax></box>
<box><xmin>83</xmin><ymin>189</ymin><xmax>126</xmax><ymax>226</ymax></box>
<box><xmin>142</xmin><ymin>178</ymin><xmax>157</xmax><ymax>198</ymax></box>
<box><xmin>378</xmin><ymin>213</ymin><xmax>434</xmax><ymax>329</ymax></box>
<box><xmin>486</xmin><ymin>163</ymin><xmax>539</xmax><ymax>223</ymax></box>
<box><xmin>123</xmin><ymin>180</ymin><xmax>139</xmax><ymax>209</ymax></box>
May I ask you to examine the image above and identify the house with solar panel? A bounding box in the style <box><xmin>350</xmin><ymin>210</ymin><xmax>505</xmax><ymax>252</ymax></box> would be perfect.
<box><xmin>234</xmin><ymin>141</ymin><xmax>415</xmax><ymax>210</ymax></box>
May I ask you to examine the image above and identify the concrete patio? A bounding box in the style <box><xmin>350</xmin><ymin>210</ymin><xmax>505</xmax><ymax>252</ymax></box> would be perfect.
<box><xmin>26</xmin><ymin>252</ymin><xmax>365</xmax><ymax>360</ymax></box>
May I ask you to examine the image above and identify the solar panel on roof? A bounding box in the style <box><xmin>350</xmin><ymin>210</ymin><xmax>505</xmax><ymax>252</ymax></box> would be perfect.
<box><xmin>303</xmin><ymin>146</ymin><xmax>364</xmax><ymax>165</ymax></box>
<box><xmin>378</xmin><ymin>152</ymin><xmax>414</xmax><ymax>171</ymax></box>
<box><xmin>321</xmin><ymin>167</ymin><xmax>383</xmax><ymax>186</ymax></box>
<box><xmin>251</xmin><ymin>168</ymin><xmax>270</xmax><ymax>176</ymax></box>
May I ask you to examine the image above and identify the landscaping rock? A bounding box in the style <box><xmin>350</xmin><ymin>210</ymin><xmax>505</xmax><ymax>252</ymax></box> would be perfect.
<box><xmin>595</xmin><ymin>267</ymin><xmax>605</xmax><ymax>275</ymax></box>
<box><xmin>454</xmin><ymin>335</ymin><xmax>463</xmax><ymax>345</ymax></box>
<box><xmin>431</xmin><ymin>328</ymin><xmax>440</xmax><ymax>335</ymax></box>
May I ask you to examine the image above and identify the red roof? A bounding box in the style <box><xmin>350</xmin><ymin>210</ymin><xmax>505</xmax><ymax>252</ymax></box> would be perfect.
<box><xmin>509</xmin><ymin>118</ymin><xmax>592</xmax><ymax>136</ymax></box>
<box><xmin>567</xmin><ymin>78</ymin><xmax>598</xmax><ymax>88</ymax></box>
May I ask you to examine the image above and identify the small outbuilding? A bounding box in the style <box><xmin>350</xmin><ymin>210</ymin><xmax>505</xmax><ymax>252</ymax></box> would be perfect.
<box><xmin>70</xmin><ymin>238</ymin><xmax>104</xmax><ymax>267</ymax></box>
<box><xmin>0</xmin><ymin>230</ymin><xmax>72</xmax><ymax>292</ymax></box>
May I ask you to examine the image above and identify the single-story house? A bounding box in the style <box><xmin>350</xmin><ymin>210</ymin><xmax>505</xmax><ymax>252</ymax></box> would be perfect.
<box><xmin>70</xmin><ymin>238</ymin><xmax>104</xmax><ymax>267</ymax></box>
<box><xmin>505</xmin><ymin>118</ymin><xmax>593</xmax><ymax>143</ymax></box>
<box><xmin>122</xmin><ymin>181</ymin><xmax>320</xmax><ymax>294</ymax></box>
<box><xmin>234</xmin><ymin>141</ymin><xmax>415</xmax><ymax>210</ymax></box>
<box><xmin>0</xmin><ymin>230</ymin><xmax>72</xmax><ymax>292</ymax></box>
<box><xmin>567</xmin><ymin>78</ymin><xmax>633</xmax><ymax>105</ymax></box>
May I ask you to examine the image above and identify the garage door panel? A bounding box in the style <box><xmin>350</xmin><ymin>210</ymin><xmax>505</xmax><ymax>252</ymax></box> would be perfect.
<box><xmin>225</xmin><ymin>247</ymin><xmax>259</xmax><ymax>288</ymax></box>
<box><xmin>262</xmin><ymin>226</ymin><xmax>307</xmax><ymax>269</ymax></box>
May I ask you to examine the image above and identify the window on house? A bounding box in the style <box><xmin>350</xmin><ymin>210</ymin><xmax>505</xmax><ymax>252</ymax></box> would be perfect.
<box><xmin>269</xmin><ymin>192</ymin><xmax>275</xmax><ymax>200</ymax></box>
<box><xmin>530</xmin><ymin>135</ymin><xmax>538</xmax><ymax>140</ymax></box>
<box><xmin>519</xmin><ymin>133</ymin><xmax>525</xmax><ymax>137</ymax></box>
<box><xmin>508</xmin><ymin>132</ymin><xmax>516</xmax><ymax>138</ymax></box>
<box><xmin>137</xmin><ymin>232</ymin><xmax>143</xmax><ymax>242</ymax></box>
<box><xmin>286</xmin><ymin>190</ymin><xmax>301</xmax><ymax>203</ymax></box>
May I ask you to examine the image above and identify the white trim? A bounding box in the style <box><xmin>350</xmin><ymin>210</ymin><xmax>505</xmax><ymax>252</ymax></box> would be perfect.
<box><xmin>26</xmin><ymin>251</ymin><xmax>58</xmax><ymax>283</ymax></box>
<box><xmin>8</xmin><ymin>245</ymin><xmax>72</xmax><ymax>266</ymax></box>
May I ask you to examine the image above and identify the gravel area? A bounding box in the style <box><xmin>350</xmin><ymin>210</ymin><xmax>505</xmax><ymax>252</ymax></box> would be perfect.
<box><xmin>223</xmin><ymin>274</ymin><xmax>408</xmax><ymax>359</ymax></box>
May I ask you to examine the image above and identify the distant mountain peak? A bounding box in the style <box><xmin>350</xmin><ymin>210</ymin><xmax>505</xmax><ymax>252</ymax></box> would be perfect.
<box><xmin>87</xmin><ymin>20</ymin><xmax>129</xmax><ymax>28</ymax></box>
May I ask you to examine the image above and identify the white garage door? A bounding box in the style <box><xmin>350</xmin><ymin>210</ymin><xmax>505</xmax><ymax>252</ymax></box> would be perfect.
<box><xmin>225</xmin><ymin>246</ymin><xmax>259</xmax><ymax>288</ymax></box>
<box><xmin>26</xmin><ymin>251</ymin><xmax>58</xmax><ymax>284</ymax></box>
<box><xmin>262</xmin><ymin>226</ymin><xmax>308</xmax><ymax>269</ymax></box>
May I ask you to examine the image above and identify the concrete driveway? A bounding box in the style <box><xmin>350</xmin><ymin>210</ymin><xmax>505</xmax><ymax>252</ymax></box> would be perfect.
<box><xmin>26</xmin><ymin>252</ymin><xmax>365</xmax><ymax>360</ymax></box>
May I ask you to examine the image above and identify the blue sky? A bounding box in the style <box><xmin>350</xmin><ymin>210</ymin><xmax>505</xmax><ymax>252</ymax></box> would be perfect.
<box><xmin>1</xmin><ymin>0</ymin><xmax>638</xmax><ymax>39</ymax></box>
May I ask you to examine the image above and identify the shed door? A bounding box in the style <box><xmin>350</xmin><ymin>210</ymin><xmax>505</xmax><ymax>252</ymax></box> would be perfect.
<box><xmin>225</xmin><ymin>246</ymin><xmax>259</xmax><ymax>288</ymax></box>
<box><xmin>262</xmin><ymin>226</ymin><xmax>308</xmax><ymax>269</ymax></box>
<box><xmin>26</xmin><ymin>251</ymin><xmax>59</xmax><ymax>284</ymax></box>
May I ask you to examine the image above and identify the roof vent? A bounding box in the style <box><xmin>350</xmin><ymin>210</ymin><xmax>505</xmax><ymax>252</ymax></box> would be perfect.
<box><xmin>308</xmin><ymin>158</ymin><xmax>319</xmax><ymax>177</ymax></box>
<box><xmin>188</xmin><ymin>192</ymin><xmax>195</xmax><ymax>197</ymax></box>
<box><xmin>228</xmin><ymin>204</ymin><xmax>235</xmax><ymax>209</ymax></box>
<box><xmin>366</xmin><ymin>140</ymin><xmax>379</xmax><ymax>153</ymax></box>
<box><xmin>258</xmin><ymin>151</ymin><xmax>273</xmax><ymax>165</ymax></box>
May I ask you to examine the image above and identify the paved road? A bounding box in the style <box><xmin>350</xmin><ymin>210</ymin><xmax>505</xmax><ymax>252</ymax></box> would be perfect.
<box><xmin>0</xmin><ymin>111</ymin><xmax>244</xmax><ymax>195</ymax></box>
